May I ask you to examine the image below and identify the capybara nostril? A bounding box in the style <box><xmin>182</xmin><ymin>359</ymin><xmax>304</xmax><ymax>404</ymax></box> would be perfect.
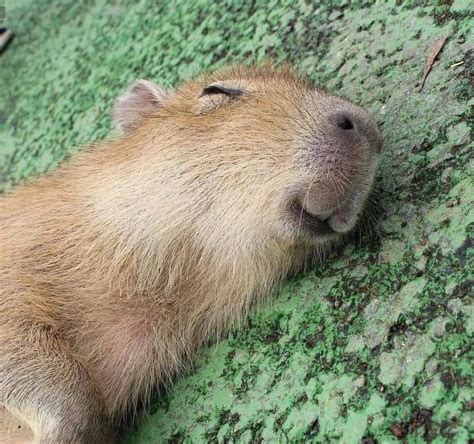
<box><xmin>336</xmin><ymin>115</ymin><xmax>354</xmax><ymax>130</ymax></box>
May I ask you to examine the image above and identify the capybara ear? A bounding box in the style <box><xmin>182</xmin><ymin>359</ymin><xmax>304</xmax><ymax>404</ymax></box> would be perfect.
<box><xmin>113</xmin><ymin>79</ymin><xmax>168</xmax><ymax>133</ymax></box>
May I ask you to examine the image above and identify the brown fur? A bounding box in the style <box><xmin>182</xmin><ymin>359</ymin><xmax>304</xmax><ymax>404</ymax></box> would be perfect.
<box><xmin>0</xmin><ymin>64</ymin><xmax>381</xmax><ymax>442</ymax></box>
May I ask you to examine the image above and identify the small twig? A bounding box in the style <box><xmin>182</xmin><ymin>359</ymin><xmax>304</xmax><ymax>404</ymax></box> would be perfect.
<box><xmin>450</xmin><ymin>60</ymin><xmax>464</xmax><ymax>68</ymax></box>
<box><xmin>0</xmin><ymin>28</ymin><xmax>14</xmax><ymax>53</ymax></box>
<box><xmin>418</xmin><ymin>36</ymin><xmax>448</xmax><ymax>92</ymax></box>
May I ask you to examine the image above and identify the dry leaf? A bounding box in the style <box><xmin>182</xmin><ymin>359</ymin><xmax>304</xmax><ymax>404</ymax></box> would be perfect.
<box><xmin>418</xmin><ymin>36</ymin><xmax>448</xmax><ymax>92</ymax></box>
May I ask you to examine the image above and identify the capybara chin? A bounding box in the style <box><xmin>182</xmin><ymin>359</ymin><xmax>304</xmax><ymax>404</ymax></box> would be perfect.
<box><xmin>0</xmin><ymin>63</ymin><xmax>382</xmax><ymax>442</ymax></box>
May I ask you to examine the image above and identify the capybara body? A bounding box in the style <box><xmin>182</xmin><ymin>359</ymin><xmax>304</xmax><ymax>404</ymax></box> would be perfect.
<box><xmin>0</xmin><ymin>64</ymin><xmax>382</xmax><ymax>442</ymax></box>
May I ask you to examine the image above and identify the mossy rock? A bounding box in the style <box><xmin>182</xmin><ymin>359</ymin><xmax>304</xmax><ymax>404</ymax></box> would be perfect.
<box><xmin>1</xmin><ymin>0</ymin><xmax>472</xmax><ymax>442</ymax></box>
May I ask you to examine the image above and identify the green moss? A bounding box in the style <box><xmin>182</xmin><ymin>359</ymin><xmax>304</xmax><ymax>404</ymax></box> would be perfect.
<box><xmin>1</xmin><ymin>0</ymin><xmax>472</xmax><ymax>442</ymax></box>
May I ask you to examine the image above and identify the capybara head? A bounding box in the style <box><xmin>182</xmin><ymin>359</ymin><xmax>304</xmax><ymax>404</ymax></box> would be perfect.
<box><xmin>113</xmin><ymin>64</ymin><xmax>381</xmax><ymax>255</ymax></box>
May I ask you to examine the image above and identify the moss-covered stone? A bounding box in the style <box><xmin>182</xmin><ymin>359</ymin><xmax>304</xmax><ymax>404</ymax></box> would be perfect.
<box><xmin>1</xmin><ymin>0</ymin><xmax>472</xmax><ymax>442</ymax></box>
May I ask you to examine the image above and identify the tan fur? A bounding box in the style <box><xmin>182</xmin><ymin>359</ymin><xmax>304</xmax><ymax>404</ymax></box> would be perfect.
<box><xmin>0</xmin><ymin>64</ymin><xmax>381</xmax><ymax>442</ymax></box>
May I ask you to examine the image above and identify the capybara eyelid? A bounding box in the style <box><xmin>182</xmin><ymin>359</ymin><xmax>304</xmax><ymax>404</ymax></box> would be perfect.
<box><xmin>201</xmin><ymin>84</ymin><xmax>243</xmax><ymax>97</ymax></box>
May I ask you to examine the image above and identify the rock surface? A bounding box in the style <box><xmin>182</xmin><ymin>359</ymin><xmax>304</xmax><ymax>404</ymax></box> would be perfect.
<box><xmin>1</xmin><ymin>0</ymin><xmax>472</xmax><ymax>442</ymax></box>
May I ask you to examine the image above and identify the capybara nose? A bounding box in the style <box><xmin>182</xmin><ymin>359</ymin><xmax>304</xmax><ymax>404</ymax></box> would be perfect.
<box><xmin>331</xmin><ymin>108</ymin><xmax>383</xmax><ymax>153</ymax></box>
<box><xmin>335</xmin><ymin>114</ymin><xmax>355</xmax><ymax>131</ymax></box>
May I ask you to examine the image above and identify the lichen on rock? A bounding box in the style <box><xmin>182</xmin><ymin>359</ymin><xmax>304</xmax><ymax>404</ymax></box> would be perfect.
<box><xmin>1</xmin><ymin>0</ymin><xmax>472</xmax><ymax>442</ymax></box>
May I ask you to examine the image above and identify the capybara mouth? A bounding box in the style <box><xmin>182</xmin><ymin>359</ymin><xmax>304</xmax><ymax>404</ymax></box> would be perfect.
<box><xmin>289</xmin><ymin>198</ymin><xmax>336</xmax><ymax>237</ymax></box>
